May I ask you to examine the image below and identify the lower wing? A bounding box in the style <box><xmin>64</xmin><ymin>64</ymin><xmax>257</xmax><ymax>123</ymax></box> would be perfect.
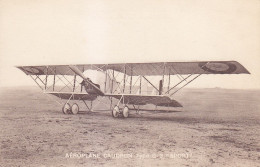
<box><xmin>105</xmin><ymin>94</ymin><xmax>182</xmax><ymax>107</ymax></box>
<box><xmin>45</xmin><ymin>92</ymin><xmax>182</xmax><ymax>107</ymax></box>
<box><xmin>45</xmin><ymin>92</ymin><xmax>97</xmax><ymax>101</ymax></box>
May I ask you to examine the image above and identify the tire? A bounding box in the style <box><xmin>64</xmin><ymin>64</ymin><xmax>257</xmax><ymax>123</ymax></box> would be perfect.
<box><xmin>71</xmin><ymin>103</ymin><xmax>79</xmax><ymax>115</ymax></box>
<box><xmin>122</xmin><ymin>106</ymin><xmax>129</xmax><ymax>118</ymax></box>
<box><xmin>112</xmin><ymin>106</ymin><xmax>120</xmax><ymax>118</ymax></box>
<box><xmin>62</xmin><ymin>103</ymin><xmax>71</xmax><ymax>114</ymax></box>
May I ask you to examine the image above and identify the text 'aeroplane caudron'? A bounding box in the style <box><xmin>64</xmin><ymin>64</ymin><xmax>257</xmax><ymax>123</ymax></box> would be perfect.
<box><xmin>17</xmin><ymin>61</ymin><xmax>250</xmax><ymax>118</ymax></box>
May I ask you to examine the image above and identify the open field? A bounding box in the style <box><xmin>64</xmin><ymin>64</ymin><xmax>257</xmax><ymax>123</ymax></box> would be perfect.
<box><xmin>0</xmin><ymin>87</ymin><xmax>259</xmax><ymax>167</ymax></box>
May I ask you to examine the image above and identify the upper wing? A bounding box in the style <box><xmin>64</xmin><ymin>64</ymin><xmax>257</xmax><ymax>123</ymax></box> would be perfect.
<box><xmin>16</xmin><ymin>61</ymin><xmax>249</xmax><ymax>76</ymax></box>
<box><xmin>124</xmin><ymin>61</ymin><xmax>250</xmax><ymax>75</ymax></box>
<box><xmin>16</xmin><ymin>64</ymin><xmax>125</xmax><ymax>75</ymax></box>
<box><xmin>105</xmin><ymin>94</ymin><xmax>183</xmax><ymax>107</ymax></box>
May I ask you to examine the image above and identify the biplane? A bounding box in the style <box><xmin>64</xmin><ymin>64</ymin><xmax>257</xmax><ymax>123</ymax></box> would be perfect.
<box><xmin>17</xmin><ymin>61</ymin><xmax>249</xmax><ymax>118</ymax></box>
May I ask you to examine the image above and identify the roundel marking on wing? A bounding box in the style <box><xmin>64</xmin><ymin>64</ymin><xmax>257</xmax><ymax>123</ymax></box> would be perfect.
<box><xmin>23</xmin><ymin>67</ymin><xmax>44</xmax><ymax>75</ymax></box>
<box><xmin>198</xmin><ymin>62</ymin><xmax>237</xmax><ymax>74</ymax></box>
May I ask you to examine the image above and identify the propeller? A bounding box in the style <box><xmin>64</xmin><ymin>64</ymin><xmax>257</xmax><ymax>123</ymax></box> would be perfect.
<box><xmin>69</xmin><ymin>65</ymin><xmax>105</xmax><ymax>96</ymax></box>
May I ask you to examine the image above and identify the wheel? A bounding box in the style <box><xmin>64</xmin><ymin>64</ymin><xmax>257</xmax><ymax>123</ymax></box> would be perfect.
<box><xmin>71</xmin><ymin>103</ymin><xmax>79</xmax><ymax>115</ymax></box>
<box><xmin>62</xmin><ymin>103</ymin><xmax>71</xmax><ymax>114</ymax></box>
<box><xmin>112</xmin><ymin>106</ymin><xmax>120</xmax><ymax>118</ymax></box>
<box><xmin>122</xmin><ymin>106</ymin><xmax>129</xmax><ymax>118</ymax></box>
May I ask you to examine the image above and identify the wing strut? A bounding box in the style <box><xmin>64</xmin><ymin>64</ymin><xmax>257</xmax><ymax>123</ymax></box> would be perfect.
<box><xmin>164</xmin><ymin>74</ymin><xmax>193</xmax><ymax>94</ymax></box>
<box><xmin>169</xmin><ymin>74</ymin><xmax>201</xmax><ymax>96</ymax></box>
<box><xmin>165</xmin><ymin>62</ymin><xmax>209</xmax><ymax>96</ymax></box>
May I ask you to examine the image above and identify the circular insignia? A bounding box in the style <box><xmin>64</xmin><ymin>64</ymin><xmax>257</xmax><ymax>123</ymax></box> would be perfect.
<box><xmin>23</xmin><ymin>67</ymin><xmax>44</xmax><ymax>75</ymax></box>
<box><xmin>198</xmin><ymin>62</ymin><xmax>237</xmax><ymax>74</ymax></box>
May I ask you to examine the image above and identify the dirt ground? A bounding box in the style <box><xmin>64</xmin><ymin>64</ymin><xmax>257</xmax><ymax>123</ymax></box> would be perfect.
<box><xmin>0</xmin><ymin>87</ymin><xmax>259</xmax><ymax>167</ymax></box>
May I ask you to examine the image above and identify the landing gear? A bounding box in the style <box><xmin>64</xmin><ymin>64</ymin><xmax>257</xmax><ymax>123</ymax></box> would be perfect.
<box><xmin>112</xmin><ymin>106</ymin><xmax>120</xmax><ymax>118</ymax></box>
<box><xmin>62</xmin><ymin>103</ymin><xmax>71</xmax><ymax>114</ymax></box>
<box><xmin>62</xmin><ymin>103</ymin><xmax>80</xmax><ymax>115</ymax></box>
<box><xmin>122</xmin><ymin>106</ymin><xmax>129</xmax><ymax>118</ymax></box>
<box><xmin>111</xmin><ymin>95</ymin><xmax>130</xmax><ymax>118</ymax></box>
<box><xmin>111</xmin><ymin>105</ymin><xmax>129</xmax><ymax>118</ymax></box>
<box><xmin>71</xmin><ymin>103</ymin><xmax>79</xmax><ymax>115</ymax></box>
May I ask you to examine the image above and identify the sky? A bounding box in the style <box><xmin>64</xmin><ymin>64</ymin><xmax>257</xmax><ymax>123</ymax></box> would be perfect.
<box><xmin>0</xmin><ymin>0</ymin><xmax>259</xmax><ymax>89</ymax></box>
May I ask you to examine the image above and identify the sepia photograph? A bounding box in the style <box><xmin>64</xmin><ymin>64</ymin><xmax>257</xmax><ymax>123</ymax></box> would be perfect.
<box><xmin>0</xmin><ymin>0</ymin><xmax>259</xmax><ymax>166</ymax></box>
